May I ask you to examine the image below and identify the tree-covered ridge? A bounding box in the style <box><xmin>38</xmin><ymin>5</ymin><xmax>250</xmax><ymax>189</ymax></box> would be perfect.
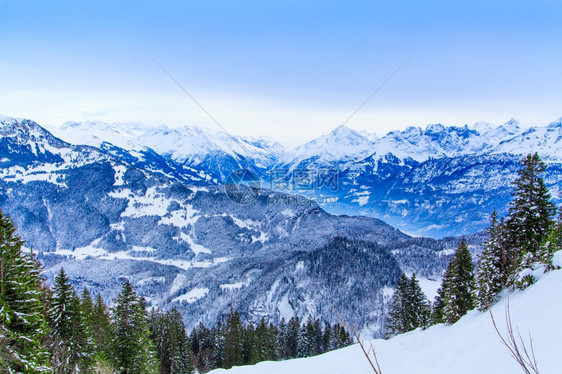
<box><xmin>386</xmin><ymin>152</ymin><xmax>561</xmax><ymax>337</ymax></box>
<box><xmin>0</xmin><ymin>208</ymin><xmax>352</xmax><ymax>373</ymax></box>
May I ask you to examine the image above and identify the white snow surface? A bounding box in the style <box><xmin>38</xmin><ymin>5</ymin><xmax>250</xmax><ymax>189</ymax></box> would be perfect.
<box><xmin>211</xmin><ymin>252</ymin><xmax>562</xmax><ymax>374</ymax></box>
<box><xmin>172</xmin><ymin>287</ymin><xmax>209</xmax><ymax>304</ymax></box>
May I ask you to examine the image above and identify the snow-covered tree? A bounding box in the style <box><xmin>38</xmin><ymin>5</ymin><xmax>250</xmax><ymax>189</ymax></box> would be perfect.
<box><xmin>49</xmin><ymin>267</ymin><xmax>93</xmax><ymax>373</ymax></box>
<box><xmin>440</xmin><ymin>239</ymin><xmax>475</xmax><ymax>324</ymax></box>
<box><xmin>386</xmin><ymin>273</ymin><xmax>429</xmax><ymax>336</ymax></box>
<box><xmin>506</xmin><ymin>153</ymin><xmax>556</xmax><ymax>260</ymax></box>
<box><xmin>540</xmin><ymin>206</ymin><xmax>562</xmax><ymax>270</ymax></box>
<box><xmin>476</xmin><ymin>212</ymin><xmax>518</xmax><ymax>310</ymax></box>
<box><xmin>0</xmin><ymin>209</ymin><xmax>51</xmax><ymax>373</ymax></box>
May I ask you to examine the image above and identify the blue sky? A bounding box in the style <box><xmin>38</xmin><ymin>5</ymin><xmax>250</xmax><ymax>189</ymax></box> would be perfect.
<box><xmin>1</xmin><ymin>0</ymin><xmax>561</xmax><ymax>144</ymax></box>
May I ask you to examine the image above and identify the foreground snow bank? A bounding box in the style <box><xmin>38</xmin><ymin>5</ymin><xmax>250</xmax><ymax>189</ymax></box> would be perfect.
<box><xmin>211</xmin><ymin>252</ymin><xmax>562</xmax><ymax>374</ymax></box>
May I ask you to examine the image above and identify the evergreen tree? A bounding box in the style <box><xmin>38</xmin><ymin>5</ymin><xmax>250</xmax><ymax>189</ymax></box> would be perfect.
<box><xmin>386</xmin><ymin>273</ymin><xmax>429</xmax><ymax>336</ymax></box>
<box><xmin>89</xmin><ymin>293</ymin><xmax>112</xmax><ymax>363</ymax></box>
<box><xmin>475</xmin><ymin>212</ymin><xmax>517</xmax><ymax>310</ymax></box>
<box><xmin>540</xmin><ymin>207</ymin><xmax>562</xmax><ymax>270</ymax></box>
<box><xmin>0</xmin><ymin>209</ymin><xmax>51</xmax><ymax>373</ymax></box>
<box><xmin>441</xmin><ymin>239</ymin><xmax>475</xmax><ymax>324</ymax></box>
<box><xmin>506</xmin><ymin>153</ymin><xmax>556</xmax><ymax>260</ymax></box>
<box><xmin>80</xmin><ymin>288</ymin><xmax>94</xmax><ymax>325</ymax></box>
<box><xmin>296</xmin><ymin>317</ymin><xmax>315</xmax><ymax>358</ymax></box>
<box><xmin>109</xmin><ymin>280</ymin><xmax>158</xmax><ymax>374</ymax></box>
<box><xmin>49</xmin><ymin>267</ymin><xmax>93</xmax><ymax>373</ymax></box>
<box><xmin>223</xmin><ymin>308</ymin><xmax>243</xmax><ymax>369</ymax></box>
<box><xmin>255</xmin><ymin>317</ymin><xmax>278</xmax><ymax>361</ymax></box>
<box><xmin>153</xmin><ymin>308</ymin><xmax>194</xmax><ymax>374</ymax></box>
<box><xmin>385</xmin><ymin>274</ymin><xmax>409</xmax><ymax>336</ymax></box>
<box><xmin>190</xmin><ymin>322</ymin><xmax>213</xmax><ymax>373</ymax></box>
<box><xmin>241</xmin><ymin>323</ymin><xmax>258</xmax><ymax>365</ymax></box>
<box><xmin>276</xmin><ymin>318</ymin><xmax>289</xmax><ymax>360</ymax></box>
<box><xmin>431</xmin><ymin>285</ymin><xmax>446</xmax><ymax>324</ymax></box>
<box><xmin>322</xmin><ymin>322</ymin><xmax>332</xmax><ymax>353</ymax></box>
<box><xmin>210</xmin><ymin>321</ymin><xmax>225</xmax><ymax>370</ymax></box>
<box><xmin>285</xmin><ymin>317</ymin><xmax>300</xmax><ymax>359</ymax></box>
<box><xmin>406</xmin><ymin>274</ymin><xmax>430</xmax><ymax>329</ymax></box>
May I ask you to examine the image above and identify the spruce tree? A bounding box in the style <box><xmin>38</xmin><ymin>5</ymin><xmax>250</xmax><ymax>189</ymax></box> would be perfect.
<box><xmin>441</xmin><ymin>239</ymin><xmax>475</xmax><ymax>324</ymax></box>
<box><xmin>475</xmin><ymin>212</ymin><xmax>517</xmax><ymax>310</ymax></box>
<box><xmin>285</xmin><ymin>317</ymin><xmax>300</xmax><ymax>359</ymax></box>
<box><xmin>89</xmin><ymin>293</ymin><xmax>112</xmax><ymax>363</ymax></box>
<box><xmin>153</xmin><ymin>308</ymin><xmax>194</xmax><ymax>374</ymax></box>
<box><xmin>0</xmin><ymin>209</ymin><xmax>51</xmax><ymax>373</ymax></box>
<box><xmin>210</xmin><ymin>320</ymin><xmax>225</xmax><ymax>370</ymax></box>
<box><xmin>49</xmin><ymin>267</ymin><xmax>93</xmax><ymax>373</ymax></box>
<box><xmin>506</xmin><ymin>153</ymin><xmax>556</xmax><ymax>260</ymax></box>
<box><xmin>296</xmin><ymin>317</ymin><xmax>315</xmax><ymax>358</ymax></box>
<box><xmin>431</xmin><ymin>285</ymin><xmax>446</xmax><ymax>324</ymax></box>
<box><xmin>385</xmin><ymin>273</ymin><xmax>409</xmax><ymax>336</ymax></box>
<box><xmin>386</xmin><ymin>273</ymin><xmax>429</xmax><ymax>336</ymax></box>
<box><xmin>190</xmin><ymin>322</ymin><xmax>213</xmax><ymax>373</ymax></box>
<box><xmin>109</xmin><ymin>280</ymin><xmax>158</xmax><ymax>374</ymax></box>
<box><xmin>406</xmin><ymin>274</ymin><xmax>430</xmax><ymax>330</ymax></box>
<box><xmin>223</xmin><ymin>308</ymin><xmax>243</xmax><ymax>369</ymax></box>
<box><xmin>80</xmin><ymin>288</ymin><xmax>94</xmax><ymax>325</ymax></box>
<box><xmin>241</xmin><ymin>323</ymin><xmax>258</xmax><ymax>365</ymax></box>
<box><xmin>540</xmin><ymin>207</ymin><xmax>562</xmax><ymax>270</ymax></box>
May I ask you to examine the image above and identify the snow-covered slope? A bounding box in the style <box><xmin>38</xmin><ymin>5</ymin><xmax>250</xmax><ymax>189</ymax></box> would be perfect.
<box><xmin>277</xmin><ymin>125</ymin><xmax>376</xmax><ymax>170</ymax></box>
<box><xmin>211</xmin><ymin>252</ymin><xmax>562</xmax><ymax>374</ymax></box>
<box><xmin>48</xmin><ymin>120</ymin><xmax>147</xmax><ymax>149</ymax></box>
<box><xmin>52</xmin><ymin>121</ymin><xmax>286</xmax><ymax>170</ymax></box>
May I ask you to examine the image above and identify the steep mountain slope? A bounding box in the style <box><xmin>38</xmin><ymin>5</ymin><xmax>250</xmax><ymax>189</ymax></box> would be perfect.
<box><xmin>210</xmin><ymin>251</ymin><xmax>562</xmax><ymax>374</ymax></box>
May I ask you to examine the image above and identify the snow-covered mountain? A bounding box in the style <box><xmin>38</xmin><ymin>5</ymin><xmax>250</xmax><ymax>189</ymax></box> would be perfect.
<box><xmin>50</xmin><ymin>121</ymin><xmax>286</xmax><ymax>182</ymax></box>
<box><xmin>210</xmin><ymin>251</ymin><xmax>562</xmax><ymax>374</ymax></box>
<box><xmin>3</xmin><ymin>115</ymin><xmax>556</xmax><ymax>334</ymax></box>
<box><xmin>3</xmin><ymin>117</ymin><xmax>462</xmax><ymax>334</ymax></box>
<box><xmin>277</xmin><ymin>125</ymin><xmax>376</xmax><ymax>170</ymax></box>
<box><xmin>11</xmin><ymin>116</ymin><xmax>562</xmax><ymax>237</ymax></box>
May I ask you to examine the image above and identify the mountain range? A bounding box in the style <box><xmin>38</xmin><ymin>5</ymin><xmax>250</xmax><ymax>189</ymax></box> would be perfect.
<box><xmin>47</xmin><ymin>116</ymin><xmax>562</xmax><ymax>237</ymax></box>
<box><xmin>1</xmin><ymin>115</ymin><xmax>560</xmax><ymax>334</ymax></box>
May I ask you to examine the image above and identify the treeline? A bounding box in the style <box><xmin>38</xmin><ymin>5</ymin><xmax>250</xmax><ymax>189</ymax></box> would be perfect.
<box><xmin>188</xmin><ymin>310</ymin><xmax>352</xmax><ymax>372</ymax></box>
<box><xmin>386</xmin><ymin>153</ymin><xmax>562</xmax><ymax>336</ymax></box>
<box><xmin>0</xmin><ymin>208</ymin><xmax>351</xmax><ymax>373</ymax></box>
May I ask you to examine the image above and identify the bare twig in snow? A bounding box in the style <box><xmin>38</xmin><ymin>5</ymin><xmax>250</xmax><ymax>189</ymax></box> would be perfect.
<box><xmin>333</xmin><ymin>308</ymin><xmax>383</xmax><ymax>374</ymax></box>
<box><xmin>490</xmin><ymin>300</ymin><xmax>540</xmax><ymax>374</ymax></box>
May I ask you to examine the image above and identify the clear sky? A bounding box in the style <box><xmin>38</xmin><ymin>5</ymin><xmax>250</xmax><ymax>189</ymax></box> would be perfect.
<box><xmin>1</xmin><ymin>0</ymin><xmax>561</xmax><ymax>145</ymax></box>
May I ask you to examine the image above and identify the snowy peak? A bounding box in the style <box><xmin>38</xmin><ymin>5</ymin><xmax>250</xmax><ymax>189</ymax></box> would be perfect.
<box><xmin>493</xmin><ymin>121</ymin><xmax>562</xmax><ymax>160</ymax></box>
<box><xmin>51</xmin><ymin>120</ymin><xmax>146</xmax><ymax>149</ymax></box>
<box><xmin>279</xmin><ymin>125</ymin><xmax>374</xmax><ymax>168</ymax></box>
<box><xmin>1</xmin><ymin>117</ymin><xmax>70</xmax><ymax>150</ymax></box>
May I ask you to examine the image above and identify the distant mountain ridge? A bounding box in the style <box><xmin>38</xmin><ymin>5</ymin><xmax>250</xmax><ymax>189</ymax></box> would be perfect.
<box><xmin>46</xmin><ymin>116</ymin><xmax>562</xmax><ymax>236</ymax></box>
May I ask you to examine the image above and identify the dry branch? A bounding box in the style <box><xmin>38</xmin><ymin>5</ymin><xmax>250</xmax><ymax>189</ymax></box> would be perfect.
<box><xmin>490</xmin><ymin>300</ymin><xmax>540</xmax><ymax>374</ymax></box>
<box><xmin>333</xmin><ymin>307</ymin><xmax>383</xmax><ymax>374</ymax></box>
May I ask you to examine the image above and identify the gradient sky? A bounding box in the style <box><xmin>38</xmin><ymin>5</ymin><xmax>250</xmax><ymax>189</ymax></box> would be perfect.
<box><xmin>1</xmin><ymin>0</ymin><xmax>561</xmax><ymax>145</ymax></box>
